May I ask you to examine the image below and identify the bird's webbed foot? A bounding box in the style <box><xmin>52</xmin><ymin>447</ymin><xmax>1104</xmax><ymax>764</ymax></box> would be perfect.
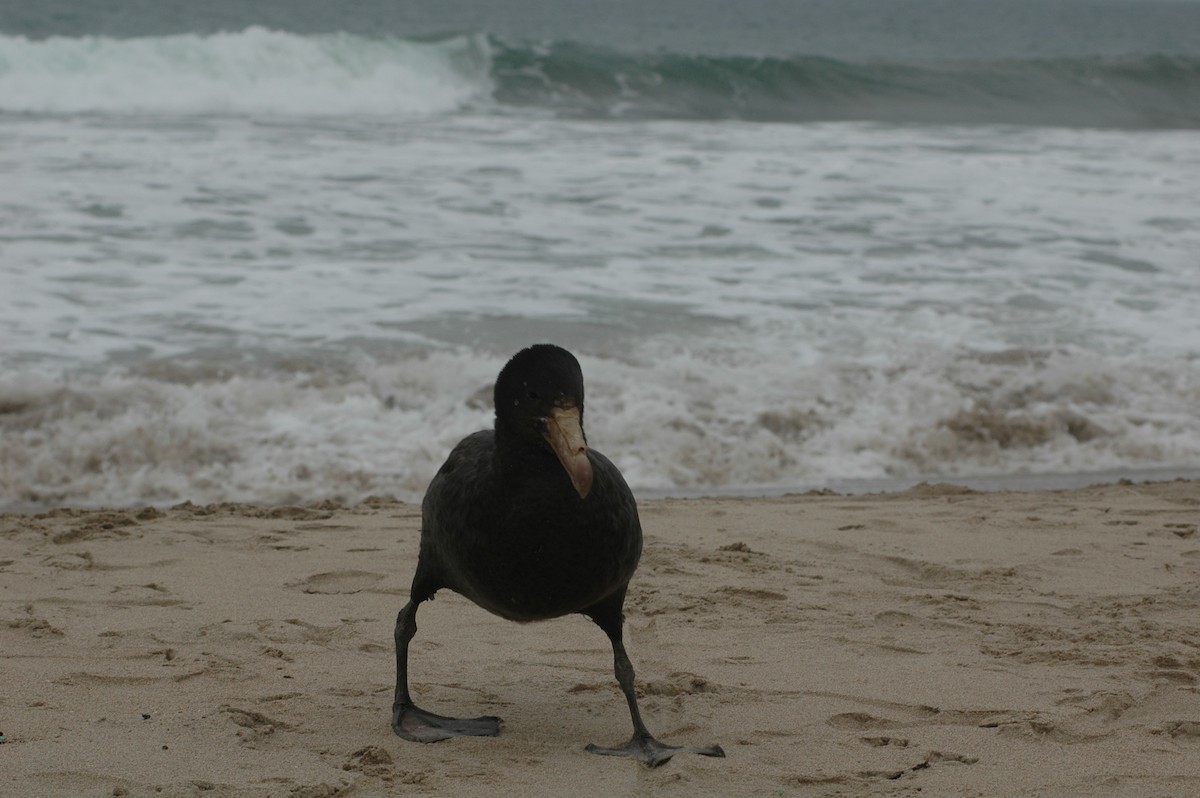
<box><xmin>391</xmin><ymin>703</ymin><xmax>501</xmax><ymax>743</ymax></box>
<box><xmin>586</xmin><ymin>731</ymin><xmax>726</xmax><ymax>768</ymax></box>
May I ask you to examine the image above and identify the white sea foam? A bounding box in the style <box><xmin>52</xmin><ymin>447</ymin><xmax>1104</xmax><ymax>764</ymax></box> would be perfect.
<box><xmin>2</xmin><ymin>342</ymin><xmax>1198</xmax><ymax>510</ymax></box>
<box><xmin>0</xmin><ymin>28</ymin><xmax>492</xmax><ymax>115</ymax></box>
<box><xmin>4</xmin><ymin>117</ymin><xmax>1198</xmax><ymax>365</ymax></box>
<box><xmin>2</xmin><ymin>107</ymin><xmax>1199</xmax><ymax>509</ymax></box>
<box><xmin>0</xmin><ymin>352</ymin><xmax>495</xmax><ymax>508</ymax></box>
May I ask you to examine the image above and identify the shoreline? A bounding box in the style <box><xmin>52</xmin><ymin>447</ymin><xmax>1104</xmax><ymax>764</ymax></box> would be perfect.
<box><xmin>6</xmin><ymin>467</ymin><xmax>1199</xmax><ymax>517</ymax></box>
<box><xmin>3</xmin><ymin>480</ymin><xmax>1199</xmax><ymax>796</ymax></box>
<box><xmin>637</xmin><ymin>467</ymin><xmax>1200</xmax><ymax>501</ymax></box>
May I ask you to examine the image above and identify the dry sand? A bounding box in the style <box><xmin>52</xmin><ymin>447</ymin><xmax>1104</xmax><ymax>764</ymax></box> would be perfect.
<box><xmin>3</xmin><ymin>480</ymin><xmax>1199</xmax><ymax>797</ymax></box>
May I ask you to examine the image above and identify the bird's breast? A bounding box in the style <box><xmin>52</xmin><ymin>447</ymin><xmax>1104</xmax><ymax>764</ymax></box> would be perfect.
<box><xmin>451</xmin><ymin>517</ymin><xmax>640</xmax><ymax>621</ymax></box>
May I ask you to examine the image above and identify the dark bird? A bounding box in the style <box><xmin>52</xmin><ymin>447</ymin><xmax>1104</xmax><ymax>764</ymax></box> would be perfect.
<box><xmin>391</xmin><ymin>344</ymin><xmax>725</xmax><ymax>767</ymax></box>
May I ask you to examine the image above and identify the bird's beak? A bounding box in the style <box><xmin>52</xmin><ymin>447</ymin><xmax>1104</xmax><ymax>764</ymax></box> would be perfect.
<box><xmin>542</xmin><ymin>405</ymin><xmax>593</xmax><ymax>499</ymax></box>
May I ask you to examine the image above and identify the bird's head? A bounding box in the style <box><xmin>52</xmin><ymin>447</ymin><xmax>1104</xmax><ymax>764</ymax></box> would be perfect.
<box><xmin>493</xmin><ymin>344</ymin><xmax>593</xmax><ymax>499</ymax></box>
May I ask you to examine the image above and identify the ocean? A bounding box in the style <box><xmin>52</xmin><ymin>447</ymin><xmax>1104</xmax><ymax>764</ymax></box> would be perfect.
<box><xmin>2</xmin><ymin>0</ymin><xmax>1199</xmax><ymax>510</ymax></box>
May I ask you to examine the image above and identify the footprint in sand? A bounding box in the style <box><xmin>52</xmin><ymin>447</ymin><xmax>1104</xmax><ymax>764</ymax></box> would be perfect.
<box><xmin>6</xmin><ymin>614</ymin><xmax>64</xmax><ymax>638</ymax></box>
<box><xmin>344</xmin><ymin>746</ymin><xmax>429</xmax><ymax>784</ymax></box>
<box><xmin>224</xmin><ymin>706</ymin><xmax>290</xmax><ymax>745</ymax></box>
<box><xmin>641</xmin><ymin>671</ymin><xmax>719</xmax><ymax>697</ymax></box>
<box><xmin>828</xmin><ymin>712</ymin><xmax>903</xmax><ymax>731</ymax></box>
<box><xmin>288</xmin><ymin>571</ymin><xmax>386</xmax><ymax>594</ymax></box>
<box><xmin>42</xmin><ymin>551</ymin><xmax>96</xmax><ymax>571</ymax></box>
<box><xmin>1164</xmin><ymin>524</ymin><xmax>1196</xmax><ymax>539</ymax></box>
<box><xmin>284</xmin><ymin>785</ymin><xmax>343</xmax><ymax>798</ymax></box>
<box><xmin>718</xmin><ymin>586</ymin><xmax>787</xmax><ymax>602</ymax></box>
<box><xmin>860</xmin><ymin>735</ymin><xmax>911</xmax><ymax>748</ymax></box>
<box><xmin>1157</xmin><ymin>721</ymin><xmax>1200</xmax><ymax>741</ymax></box>
<box><xmin>788</xmin><ymin>748</ymin><xmax>977</xmax><ymax>788</ymax></box>
<box><xmin>831</xmin><ymin>703</ymin><xmax>1017</xmax><ymax>732</ymax></box>
<box><xmin>344</xmin><ymin>746</ymin><xmax>392</xmax><ymax>776</ymax></box>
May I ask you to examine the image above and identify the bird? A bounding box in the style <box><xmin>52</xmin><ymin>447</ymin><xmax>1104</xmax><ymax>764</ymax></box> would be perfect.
<box><xmin>390</xmin><ymin>343</ymin><xmax>725</xmax><ymax>767</ymax></box>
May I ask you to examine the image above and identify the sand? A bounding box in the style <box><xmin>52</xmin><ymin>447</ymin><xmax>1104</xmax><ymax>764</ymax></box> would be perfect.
<box><xmin>3</xmin><ymin>480</ymin><xmax>1199</xmax><ymax>797</ymax></box>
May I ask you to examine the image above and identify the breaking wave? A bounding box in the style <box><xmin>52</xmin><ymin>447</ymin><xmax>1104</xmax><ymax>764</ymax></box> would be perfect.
<box><xmin>2</xmin><ymin>28</ymin><xmax>1198</xmax><ymax>127</ymax></box>
<box><xmin>0</xmin><ymin>28</ymin><xmax>492</xmax><ymax>115</ymax></box>
<box><xmin>3</xmin><ymin>345</ymin><xmax>1198</xmax><ymax>511</ymax></box>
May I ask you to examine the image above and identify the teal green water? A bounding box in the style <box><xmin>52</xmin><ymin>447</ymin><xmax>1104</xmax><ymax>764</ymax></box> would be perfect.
<box><xmin>5</xmin><ymin>0</ymin><xmax>1200</xmax><ymax>127</ymax></box>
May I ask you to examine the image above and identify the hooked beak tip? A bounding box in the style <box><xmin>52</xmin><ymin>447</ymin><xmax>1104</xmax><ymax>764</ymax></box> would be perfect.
<box><xmin>543</xmin><ymin>405</ymin><xmax>593</xmax><ymax>499</ymax></box>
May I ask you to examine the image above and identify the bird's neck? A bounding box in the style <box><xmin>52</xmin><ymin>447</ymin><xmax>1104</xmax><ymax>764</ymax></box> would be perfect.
<box><xmin>493</xmin><ymin>423</ymin><xmax>562</xmax><ymax>484</ymax></box>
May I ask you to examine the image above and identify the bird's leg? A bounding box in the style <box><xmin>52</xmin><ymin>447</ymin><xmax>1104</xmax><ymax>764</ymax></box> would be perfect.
<box><xmin>391</xmin><ymin>598</ymin><xmax>501</xmax><ymax>742</ymax></box>
<box><xmin>584</xmin><ymin>607</ymin><xmax>725</xmax><ymax>767</ymax></box>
